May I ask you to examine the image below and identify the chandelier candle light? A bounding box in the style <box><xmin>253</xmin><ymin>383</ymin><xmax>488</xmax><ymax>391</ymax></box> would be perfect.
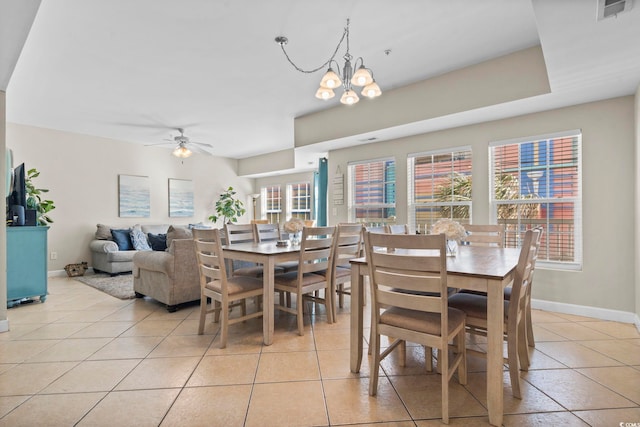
<box><xmin>275</xmin><ymin>19</ymin><xmax>382</xmax><ymax>105</ymax></box>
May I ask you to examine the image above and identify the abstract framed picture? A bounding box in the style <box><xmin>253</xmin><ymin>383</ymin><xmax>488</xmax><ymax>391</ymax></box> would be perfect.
<box><xmin>118</xmin><ymin>174</ymin><xmax>150</xmax><ymax>217</ymax></box>
<box><xmin>169</xmin><ymin>178</ymin><xmax>194</xmax><ymax>217</ymax></box>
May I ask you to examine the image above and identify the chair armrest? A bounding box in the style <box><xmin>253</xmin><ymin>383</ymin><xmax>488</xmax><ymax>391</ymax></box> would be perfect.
<box><xmin>89</xmin><ymin>240</ymin><xmax>119</xmax><ymax>253</ymax></box>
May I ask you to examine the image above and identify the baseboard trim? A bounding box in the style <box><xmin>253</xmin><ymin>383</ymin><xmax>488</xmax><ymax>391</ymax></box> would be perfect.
<box><xmin>0</xmin><ymin>319</ymin><xmax>9</xmax><ymax>333</ymax></box>
<box><xmin>532</xmin><ymin>298</ymin><xmax>638</xmax><ymax>326</ymax></box>
<box><xmin>48</xmin><ymin>270</ymin><xmax>67</xmax><ymax>277</ymax></box>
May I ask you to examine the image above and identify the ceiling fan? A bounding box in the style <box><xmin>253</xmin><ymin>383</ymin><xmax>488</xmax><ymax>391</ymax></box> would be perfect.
<box><xmin>147</xmin><ymin>128</ymin><xmax>213</xmax><ymax>158</ymax></box>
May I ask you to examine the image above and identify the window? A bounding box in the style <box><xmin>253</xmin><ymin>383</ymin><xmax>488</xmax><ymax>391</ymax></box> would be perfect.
<box><xmin>348</xmin><ymin>158</ymin><xmax>396</xmax><ymax>225</ymax></box>
<box><xmin>261</xmin><ymin>185</ymin><xmax>282</xmax><ymax>224</ymax></box>
<box><xmin>490</xmin><ymin>130</ymin><xmax>582</xmax><ymax>269</ymax></box>
<box><xmin>287</xmin><ymin>182</ymin><xmax>311</xmax><ymax>220</ymax></box>
<box><xmin>408</xmin><ymin>148</ymin><xmax>472</xmax><ymax>234</ymax></box>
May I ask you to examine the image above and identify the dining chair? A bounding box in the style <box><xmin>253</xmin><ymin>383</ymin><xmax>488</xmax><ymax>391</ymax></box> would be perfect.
<box><xmin>448</xmin><ymin>228</ymin><xmax>540</xmax><ymax>399</ymax></box>
<box><xmin>192</xmin><ymin>228</ymin><xmax>264</xmax><ymax>348</ymax></box>
<box><xmin>385</xmin><ymin>224</ymin><xmax>410</xmax><ymax>234</ymax></box>
<box><xmin>460</xmin><ymin>224</ymin><xmax>505</xmax><ymax>247</ymax></box>
<box><xmin>364</xmin><ymin>231</ymin><xmax>466</xmax><ymax>424</ymax></box>
<box><xmin>250</xmin><ymin>219</ymin><xmax>268</xmax><ymax>224</ymax></box>
<box><xmin>224</xmin><ymin>223</ymin><xmax>282</xmax><ymax>277</ymax></box>
<box><xmin>328</xmin><ymin>223</ymin><xmax>364</xmax><ymax>320</ymax></box>
<box><xmin>273</xmin><ymin>225</ymin><xmax>336</xmax><ymax>335</ymax></box>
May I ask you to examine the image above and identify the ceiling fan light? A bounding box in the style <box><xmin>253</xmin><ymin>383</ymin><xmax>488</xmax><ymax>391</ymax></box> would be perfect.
<box><xmin>340</xmin><ymin>89</ymin><xmax>359</xmax><ymax>105</ymax></box>
<box><xmin>320</xmin><ymin>68</ymin><xmax>341</xmax><ymax>89</ymax></box>
<box><xmin>173</xmin><ymin>145</ymin><xmax>192</xmax><ymax>158</ymax></box>
<box><xmin>315</xmin><ymin>87</ymin><xmax>335</xmax><ymax>100</ymax></box>
<box><xmin>361</xmin><ymin>81</ymin><xmax>382</xmax><ymax>98</ymax></box>
<box><xmin>351</xmin><ymin>65</ymin><xmax>373</xmax><ymax>86</ymax></box>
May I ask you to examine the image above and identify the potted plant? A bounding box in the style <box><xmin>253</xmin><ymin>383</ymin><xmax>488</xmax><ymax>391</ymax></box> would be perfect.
<box><xmin>208</xmin><ymin>186</ymin><xmax>246</xmax><ymax>224</ymax></box>
<box><xmin>25</xmin><ymin>168</ymin><xmax>55</xmax><ymax>226</ymax></box>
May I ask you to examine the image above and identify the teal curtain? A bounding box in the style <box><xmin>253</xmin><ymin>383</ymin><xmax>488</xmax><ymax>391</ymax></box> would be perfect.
<box><xmin>317</xmin><ymin>157</ymin><xmax>328</xmax><ymax>226</ymax></box>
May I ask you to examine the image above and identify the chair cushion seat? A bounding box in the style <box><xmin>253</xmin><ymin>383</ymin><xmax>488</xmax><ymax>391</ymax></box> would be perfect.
<box><xmin>448</xmin><ymin>292</ymin><xmax>510</xmax><ymax>320</ymax></box>
<box><xmin>233</xmin><ymin>265</ymin><xmax>285</xmax><ymax>277</ymax></box>
<box><xmin>380</xmin><ymin>306</ymin><xmax>466</xmax><ymax>336</ymax></box>
<box><xmin>273</xmin><ymin>271</ymin><xmax>326</xmax><ymax>290</ymax></box>
<box><xmin>275</xmin><ymin>261</ymin><xmax>299</xmax><ymax>273</ymax></box>
<box><xmin>205</xmin><ymin>275</ymin><xmax>263</xmax><ymax>295</ymax></box>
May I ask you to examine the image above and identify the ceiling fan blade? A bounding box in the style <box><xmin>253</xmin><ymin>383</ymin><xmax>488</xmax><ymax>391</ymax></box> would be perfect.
<box><xmin>145</xmin><ymin>142</ymin><xmax>175</xmax><ymax>147</ymax></box>
<box><xmin>188</xmin><ymin>144</ymin><xmax>211</xmax><ymax>155</ymax></box>
<box><xmin>191</xmin><ymin>141</ymin><xmax>214</xmax><ymax>148</ymax></box>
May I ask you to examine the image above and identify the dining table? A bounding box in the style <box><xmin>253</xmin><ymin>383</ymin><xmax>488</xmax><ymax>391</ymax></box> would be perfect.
<box><xmin>222</xmin><ymin>241</ymin><xmax>300</xmax><ymax>345</ymax></box>
<box><xmin>350</xmin><ymin>244</ymin><xmax>521</xmax><ymax>427</ymax></box>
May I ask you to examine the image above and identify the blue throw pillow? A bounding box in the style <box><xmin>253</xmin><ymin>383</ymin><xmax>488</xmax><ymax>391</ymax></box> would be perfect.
<box><xmin>130</xmin><ymin>227</ymin><xmax>152</xmax><ymax>251</ymax></box>
<box><xmin>111</xmin><ymin>228</ymin><xmax>133</xmax><ymax>251</ymax></box>
<box><xmin>147</xmin><ymin>233</ymin><xmax>167</xmax><ymax>251</ymax></box>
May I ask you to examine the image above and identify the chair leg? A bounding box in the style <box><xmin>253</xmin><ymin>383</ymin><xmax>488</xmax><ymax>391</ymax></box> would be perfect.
<box><xmin>456</xmin><ymin>330</ymin><xmax>467</xmax><ymax>385</ymax></box>
<box><xmin>508</xmin><ymin>325</ymin><xmax>522</xmax><ymax>399</ymax></box>
<box><xmin>369</xmin><ymin>326</ymin><xmax>381</xmax><ymax>396</ymax></box>
<box><xmin>526</xmin><ymin>301</ymin><xmax>535</xmax><ymax>347</ymax></box>
<box><xmin>518</xmin><ymin>314</ymin><xmax>531</xmax><ymax>371</ymax></box>
<box><xmin>220</xmin><ymin>301</ymin><xmax>230</xmax><ymax>349</ymax></box>
<box><xmin>213</xmin><ymin>300</ymin><xmax>221</xmax><ymax>323</ymax></box>
<box><xmin>424</xmin><ymin>346</ymin><xmax>433</xmax><ymax>372</ymax></box>
<box><xmin>296</xmin><ymin>291</ymin><xmax>304</xmax><ymax>336</ymax></box>
<box><xmin>441</xmin><ymin>340</ymin><xmax>449</xmax><ymax>424</ymax></box>
<box><xmin>198</xmin><ymin>295</ymin><xmax>207</xmax><ymax>335</ymax></box>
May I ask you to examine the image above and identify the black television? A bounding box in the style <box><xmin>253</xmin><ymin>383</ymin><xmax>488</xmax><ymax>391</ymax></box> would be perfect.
<box><xmin>8</xmin><ymin>163</ymin><xmax>27</xmax><ymax>226</ymax></box>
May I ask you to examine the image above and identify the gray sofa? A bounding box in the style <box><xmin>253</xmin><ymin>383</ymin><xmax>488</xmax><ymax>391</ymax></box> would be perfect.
<box><xmin>89</xmin><ymin>224</ymin><xmax>172</xmax><ymax>275</ymax></box>
<box><xmin>132</xmin><ymin>225</ymin><xmax>201</xmax><ymax>312</ymax></box>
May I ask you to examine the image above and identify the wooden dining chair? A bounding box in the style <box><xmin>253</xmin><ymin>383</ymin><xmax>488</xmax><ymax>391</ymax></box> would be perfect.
<box><xmin>224</xmin><ymin>223</ymin><xmax>282</xmax><ymax>277</ymax></box>
<box><xmin>385</xmin><ymin>224</ymin><xmax>410</xmax><ymax>234</ymax></box>
<box><xmin>460</xmin><ymin>224</ymin><xmax>504</xmax><ymax>247</ymax></box>
<box><xmin>328</xmin><ymin>223</ymin><xmax>364</xmax><ymax>320</ymax></box>
<box><xmin>250</xmin><ymin>219</ymin><xmax>268</xmax><ymax>224</ymax></box>
<box><xmin>364</xmin><ymin>231</ymin><xmax>466</xmax><ymax>424</ymax></box>
<box><xmin>273</xmin><ymin>226</ymin><xmax>336</xmax><ymax>335</ymax></box>
<box><xmin>192</xmin><ymin>228</ymin><xmax>264</xmax><ymax>348</ymax></box>
<box><xmin>448</xmin><ymin>228</ymin><xmax>540</xmax><ymax>399</ymax></box>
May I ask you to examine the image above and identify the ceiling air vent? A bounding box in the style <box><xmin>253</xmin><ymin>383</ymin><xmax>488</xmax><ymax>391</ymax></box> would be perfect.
<box><xmin>597</xmin><ymin>0</ymin><xmax>633</xmax><ymax>20</ymax></box>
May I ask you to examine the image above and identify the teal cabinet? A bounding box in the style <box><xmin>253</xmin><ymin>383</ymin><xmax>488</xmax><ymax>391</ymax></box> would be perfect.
<box><xmin>7</xmin><ymin>226</ymin><xmax>49</xmax><ymax>307</ymax></box>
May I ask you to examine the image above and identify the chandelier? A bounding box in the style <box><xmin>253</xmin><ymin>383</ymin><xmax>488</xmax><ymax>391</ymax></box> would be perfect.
<box><xmin>275</xmin><ymin>19</ymin><xmax>381</xmax><ymax>106</ymax></box>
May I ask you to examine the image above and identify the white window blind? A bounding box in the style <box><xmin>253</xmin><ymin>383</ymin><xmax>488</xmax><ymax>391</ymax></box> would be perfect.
<box><xmin>347</xmin><ymin>158</ymin><xmax>396</xmax><ymax>224</ymax></box>
<box><xmin>408</xmin><ymin>147</ymin><xmax>472</xmax><ymax>234</ymax></box>
<box><xmin>490</xmin><ymin>130</ymin><xmax>582</xmax><ymax>269</ymax></box>
<box><xmin>261</xmin><ymin>185</ymin><xmax>281</xmax><ymax>224</ymax></box>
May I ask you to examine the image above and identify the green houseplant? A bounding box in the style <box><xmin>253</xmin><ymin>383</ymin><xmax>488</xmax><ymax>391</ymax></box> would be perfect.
<box><xmin>25</xmin><ymin>168</ymin><xmax>55</xmax><ymax>225</ymax></box>
<box><xmin>208</xmin><ymin>186</ymin><xmax>246</xmax><ymax>224</ymax></box>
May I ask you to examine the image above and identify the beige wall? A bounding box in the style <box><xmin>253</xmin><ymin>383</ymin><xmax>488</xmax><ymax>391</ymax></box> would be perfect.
<box><xmin>6</xmin><ymin>124</ymin><xmax>254</xmax><ymax>273</ymax></box>
<box><xmin>328</xmin><ymin>96</ymin><xmax>636</xmax><ymax>314</ymax></box>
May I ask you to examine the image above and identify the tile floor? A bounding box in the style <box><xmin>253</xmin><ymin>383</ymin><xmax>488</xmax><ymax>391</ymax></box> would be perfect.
<box><xmin>1</xmin><ymin>276</ymin><xmax>639</xmax><ymax>426</ymax></box>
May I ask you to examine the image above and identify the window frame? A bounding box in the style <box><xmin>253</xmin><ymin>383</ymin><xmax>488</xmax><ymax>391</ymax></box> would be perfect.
<box><xmin>286</xmin><ymin>181</ymin><xmax>312</xmax><ymax>220</ymax></box>
<box><xmin>261</xmin><ymin>185</ymin><xmax>282</xmax><ymax>224</ymax></box>
<box><xmin>347</xmin><ymin>157</ymin><xmax>396</xmax><ymax>224</ymax></box>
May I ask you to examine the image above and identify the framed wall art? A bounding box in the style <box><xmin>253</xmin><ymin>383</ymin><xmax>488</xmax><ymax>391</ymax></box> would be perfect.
<box><xmin>169</xmin><ymin>178</ymin><xmax>194</xmax><ymax>217</ymax></box>
<box><xmin>118</xmin><ymin>174</ymin><xmax>150</xmax><ymax>217</ymax></box>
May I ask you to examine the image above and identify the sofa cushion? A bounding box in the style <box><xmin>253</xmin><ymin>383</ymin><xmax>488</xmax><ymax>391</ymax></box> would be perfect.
<box><xmin>148</xmin><ymin>233</ymin><xmax>168</xmax><ymax>251</ymax></box>
<box><xmin>130</xmin><ymin>225</ymin><xmax>152</xmax><ymax>251</ymax></box>
<box><xmin>166</xmin><ymin>225</ymin><xmax>192</xmax><ymax>250</ymax></box>
<box><xmin>111</xmin><ymin>228</ymin><xmax>133</xmax><ymax>250</ymax></box>
<box><xmin>96</xmin><ymin>224</ymin><xmax>114</xmax><ymax>240</ymax></box>
<box><xmin>141</xmin><ymin>224</ymin><xmax>171</xmax><ymax>235</ymax></box>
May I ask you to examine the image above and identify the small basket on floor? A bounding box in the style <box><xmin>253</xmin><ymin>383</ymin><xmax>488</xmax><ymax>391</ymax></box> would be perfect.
<box><xmin>64</xmin><ymin>262</ymin><xmax>88</xmax><ymax>277</ymax></box>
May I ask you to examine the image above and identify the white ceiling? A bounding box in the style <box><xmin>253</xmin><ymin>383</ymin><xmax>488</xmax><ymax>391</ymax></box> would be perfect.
<box><xmin>3</xmin><ymin>0</ymin><xmax>640</xmax><ymax>162</ymax></box>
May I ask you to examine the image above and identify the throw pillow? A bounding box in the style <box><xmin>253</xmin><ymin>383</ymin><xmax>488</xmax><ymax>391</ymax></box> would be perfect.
<box><xmin>130</xmin><ymin>225</ymin><xmax>152</xmax><ymax>251</ymax></box>
<box><xmin>147</xmin><ymin>233</ymin><xmax>167</xmax><ymax>251</ymax></box>
<box><xmin>95</xmin><ymin>224</ymin><xmax>113</xmax><ymax>240</ymax></box>
<box><xmin>166</xmin><ymin>225</ymin><xmax>193</xmax><ymax>250</ymax></box>
<box><xmin>111</xmin><ymin>228</ymin><xmax>133</xmax><ymax>250</ymax></box>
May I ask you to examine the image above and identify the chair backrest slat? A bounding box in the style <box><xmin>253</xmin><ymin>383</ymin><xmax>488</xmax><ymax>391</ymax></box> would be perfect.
<box><xmin>386</xmin><ymin>224</ymin><xmax>410</xmax><ymax>234</ymax></box>
<box><xmin>224</xmin><ymin>223</ymin><xmax>256</xmax><ymax>244</ymax></box>
<box><xmin>298</xmin><ymin>226</ymin><xmax>336</xmax><ymax>275</ymax></box>
<box><xmin>461</xmin><ymin>224</ymin><xmax>504</xmax><ymax>247</ymax></box>
<box><xmin>507</xmin><ymin>228</ymin><xmax>541</xmax><ymax>321</ymax></box>
<box><xmin>193</xmin><ymin>228</ymin><xmax>228</xmax><ymax>291</ymax></box>
<box><xmin>254</xmin><ymin>223</ymin><xmax>281</xmax><ymax>242</ymax></box>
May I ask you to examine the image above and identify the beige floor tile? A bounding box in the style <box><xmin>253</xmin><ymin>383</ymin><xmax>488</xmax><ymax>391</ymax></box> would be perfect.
<box><xmin>314</xmin><ymin>327</ymin><xmax>351</xmax><ymax>351</ymax></box>
<box><xmin>415</xmin><ymin>417</ymin><xmax>494</xmax><ymax>426</ymax></box>
<box><xmin>464</xmin><ymin>371</ymin><xmax>564</xmax><ymax>414</ymax></box>
<box><xmin>579</xmin><ymin>339</ymin><xmax>640</xmax><ymax>365</ymax></box>
<box><xmin>524</xmin><ymin>348</ymin><xmax>568</xmax><ymax>370</ymax></box>
<box><xmin>553</xmin><ymin>312</ymin><xmax>603</xmax><ymax>322</ymax></box>
<box><xmin>70</xmin><ymin>321</ymin><xmax>136</xmax><ymax>338</ymax></box>
<box><xmin>5</xmin><ymin>308</ymin><xmax>76</xmax><ymax>324</ymax></box>
<box><xmin>530</xmin><ymin>324</ymin><xmax>567</xmax><ymax>342</ymax></box>
<box><xmin>55</xmin><ymin>308</ymin><xmax>118</xmax><ymax>323</ymax></box>
<box><xmin>120</xmin><ymin>319</ymin><xmax>182</xmax><ymax>337</ymax></box>
<box><xmin>77</xmin><ymin>388</ymin><xmax>180</xmax><ymax>427</ymax></box>
<box><xmin>147</xmin><ymin>334</ymin><xmax>214</xmax><ymax>358</ymax></box>
<box><xmin>27</xmin><ymin>337</ymin><xmax>112</xmax><ymax>362</ymax></box>
<box><xmin>537</xmin><ymin>322</ymin><xmax>614</xmax><ymax>341</ymax></box>
<box><xmin>115</xmin><ymin>356</ymin><xmax>200</xmax><ymax>390</ymax></box>
<box><xmin>530</xmin><ymin>309</ymin><xmax>568</xmax><ymax>323</ymax></box>
<box><xmin>0</xmin><ymin>364</ymin><xmax>16</xmax><ymax>375</ymax></box>
<box><xmin>0</xmin><ymin>392</ymin><xmax>105</xmax><ymax>427</ymax></box>
<box><xmin>88</xmin><ymin>336</ymin><xmax>163</xmax><ymax>360</ymax></box>
<box><xmin>187</xmin><ymin>354</ymin><xmax>260</xmax><ymax>386</ymax></box>
<box><xmin>379</xmin><ymin>345</ymin><xmax>432</xmax><ymax>377</ymax></box>
<box><xmin>577</xmin><ymin>366</ymin><xmax>640</xmax><ymax>403</ymax></box>
<box><xmin>18</xmin><ymin>322</ymin><xmax>93</xmax><ymax>340</ymax></box>
<box><xmin>0</xmin><ymin>396</ymin><xmax>29</xmax><ymax>418</ymax></box>
<box><xmin>573</xmin><ymin>407</ymin><xmax>640</xmax><ymax>426</ymax></box>
<box><xmin>169</xmin><ymin>318</ymin><xmax>219</xmax><ymax>336</ymax></box>
<box><xmin>260</xmin><ymin>329</ymin><xmax>316</xmax><ymax>353</ymax></box>
<box><xmin>317</xmin><ymin>348</ymin><xmax>374</xmax><ymax>379</ymax></box>
<box><xmin>245</xmin><ymin>381</ymin><xmax>328</xmax><ymax>427</ymax></box>
<box><xmin>390</xmin><ymin>374</ymin><xmax>486</xmax><ymax>420</ymax></box>
<box><xmin>255</xmin><ymin>351</ymin><xmax>320</xmax><ymax>383</ymax></box>
<box><xmin>0</xmin><ymin>339</ymin><xmax>58</xmax><ymax>363</ymax></box>
<box><xmin>100</xmin><ymin>305</ymin><xmax>157</xmax><ymax>322</ymax></box>
<box><xmin>535</xmin><ymin>341</ymin><xmax>624</xmax><ymax>368</ymax></box>
<box><xmin>323</xmin><ymin>377</ymin><xmax>411</xmax><ymax>425</ymax></box>
<box><xmin>525</xmin><ymin>369</ymin><xmax>636</xmax><ymax>410</ymax></box>
<box><xmin>42</xmin><ymin>359</ymin><xmax>139</xmax><ymax>393</ymax></box>
<box><xmin>161</xmin><ymin>385</ymin><xmax>252</xmax><ymax>427</ymax></box>
<box><xmin>0</xmin><ymin>361</ymin><xmax>77</xmax><ymax>396</ymax></box>
<box><xmin>502</xmin><ymin>411</ymin><xmax>589</xmax><ymax>426</ymax></box>
<box><xmin>581</xmin><ymin>321</ymin><xmax>640</xmax><ymax>339</ymax></box>
<box><xmin>205</xmin><ymin>330</ymin><xmax>264</xmax><ymax>355</ymax></box>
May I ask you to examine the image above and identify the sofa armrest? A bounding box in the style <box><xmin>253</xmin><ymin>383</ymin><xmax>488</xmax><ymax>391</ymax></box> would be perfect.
<box><xmin>89</xmin><ymin>239</ymin><xmax>119</xmax><ymax>253</ymax></box>
<box><xmin>171</xmin><ymin>239</ymin><xmax>199</xmax><ymax>283</ymax></box>
<box><xmin>133</xmin><ymin>250</ymin><xmax>175</xmax><ymax>278</ymax></box>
